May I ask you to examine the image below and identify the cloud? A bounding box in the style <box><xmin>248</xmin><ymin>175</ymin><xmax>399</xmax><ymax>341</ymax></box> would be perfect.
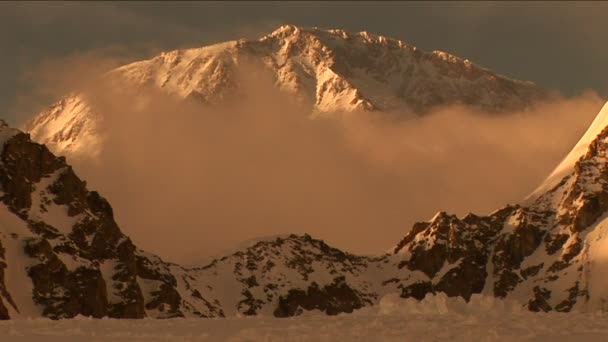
<box><xmin>9</xmin><ymin>46</ymin><xmax>152</xmax><ymax>127</ymax></box>
<box><xmin>41</xmin><ymin>58</ymin><xmax>605</xmax><ymax>265</ymax></box>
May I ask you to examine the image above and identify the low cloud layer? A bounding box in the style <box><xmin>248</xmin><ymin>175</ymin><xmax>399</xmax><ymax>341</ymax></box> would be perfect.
<box><xmin>27</xmin><ymin>59</ymin><xmax>605</xmax><ymax>264</ymax></box>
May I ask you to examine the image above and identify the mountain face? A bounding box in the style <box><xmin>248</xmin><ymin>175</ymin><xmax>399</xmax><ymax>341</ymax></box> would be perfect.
<box><xmin>0</xmin><ymin>123</ymin><xmax>222</xmax><ymax>319</ymax></box>
<box><xmin>24</xmin><ymin>25</ymin><xmax>546</xmax><ymax>160</ymax></box>
<box><xmin>3</xmin><ymin>102</ymin><xmax>608</xmax><ymax>320</ymax></box>
<box><xmin>391</xmin><ymin>102</ymin><xmax>608</xmax><ymax>312</ymax></box>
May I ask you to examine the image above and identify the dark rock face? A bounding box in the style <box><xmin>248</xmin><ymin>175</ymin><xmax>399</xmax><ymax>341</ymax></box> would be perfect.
<box><xmin>0</xmin><ymin>132</ymin><xmax>143</xmax><ymax>319</ymax></box>
<box><xmin>528</xmin><ymin>286</ymin><xmax>552</xmax><ymax>312</ymax></box>
<box><xmin>400</xmin><ymin>281</ymin><xmax>434</xmax><ymax>301</ymax></box>
<box><xmin>274</xmin><ymin>276</ymin><xmax>369</xmax><ymax>317</ymax></box>
<box><xmin>394</xmin><ymin>209</ymin><xmax>514</xmax><ymax>301</ymax></box>
<box><xmin>391</xmin><ymin>201</ymin><xmax>591</xmax><ymax>310</ymax></box>
<box><xmin>0</xmin><ymin>132</ymin><xmax>65</xmax><ymax>216</ymax></box>
<box><xmin>24</xmin><ymin>237</ymin><xmax>109</xmax><ymax>319</ymax></box>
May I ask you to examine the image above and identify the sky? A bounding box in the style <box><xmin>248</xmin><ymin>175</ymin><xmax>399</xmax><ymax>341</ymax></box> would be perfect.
<box><xmin>1</xmin><ymin>1</ymin><xmax>607</xmax><ymax>126</ymax></box>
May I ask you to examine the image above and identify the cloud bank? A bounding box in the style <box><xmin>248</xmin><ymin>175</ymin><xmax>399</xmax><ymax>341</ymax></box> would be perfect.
<box><xmin>21</xmin><ymin>55</ymin><xmax>606</xmax><ymax>264</ymax></box>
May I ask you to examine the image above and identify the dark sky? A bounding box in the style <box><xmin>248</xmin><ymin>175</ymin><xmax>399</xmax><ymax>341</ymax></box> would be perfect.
<box><xmin>1</xmin><ymin>1</ymin><xmax>607</xmax><ymax>125</ymax></box>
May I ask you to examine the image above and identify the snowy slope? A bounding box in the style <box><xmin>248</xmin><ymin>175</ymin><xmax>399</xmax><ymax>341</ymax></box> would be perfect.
<box><xmin>24</xmin><ymin>25</ymin><xmax>546</xmax><ymax>160</ymax></box>
<box><xmin>25</xmin><ymin>95</ymin><xmax>103</xmax><ymax>160</ymax></box>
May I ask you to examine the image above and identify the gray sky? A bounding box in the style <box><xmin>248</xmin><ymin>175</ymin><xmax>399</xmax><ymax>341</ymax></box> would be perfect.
<box><xmin>1</xmin><ymin>1</ymin><xmax>607</xmax><ymax>125</ymax></box>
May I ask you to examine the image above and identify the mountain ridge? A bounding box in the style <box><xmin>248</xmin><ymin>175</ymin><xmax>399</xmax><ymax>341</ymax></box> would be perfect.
<box><xmin>24</xmin><ymin>25</ymin><xmax>547</xmax><ymax>160</ymax></box>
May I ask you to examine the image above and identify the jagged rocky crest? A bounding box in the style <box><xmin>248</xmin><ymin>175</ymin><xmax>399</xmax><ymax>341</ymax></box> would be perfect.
<box><xmin>24</xmin><ymin>25</ymin><xmax>547</xmax><ymax>160</ymax></box>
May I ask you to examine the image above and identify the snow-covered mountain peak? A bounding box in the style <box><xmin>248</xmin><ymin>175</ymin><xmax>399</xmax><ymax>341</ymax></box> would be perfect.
<box><xmin>267</xmin><ymin>24</ymin><xmax>302</xmax><ymax>38</ymax></box>
<box><xmin>24</xmin><ymin>25</ymin><xmax>546</xmax><ymax>160</ymax></box>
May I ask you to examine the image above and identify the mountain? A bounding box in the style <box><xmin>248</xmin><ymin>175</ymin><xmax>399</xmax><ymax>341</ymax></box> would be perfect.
<box><xmin>390</xmin><ymin>101</ymin><xmax>608</xmax><ymax>312</ymax></box>
<box><xmin>0</xmin><ymin>123</ymin><xmax>222</xmax><ymax>319</ymax></box>
<box><xmin>24</xmin><ymin>25</ymin><xmax>546</xmax><ymax>160</ymax></box>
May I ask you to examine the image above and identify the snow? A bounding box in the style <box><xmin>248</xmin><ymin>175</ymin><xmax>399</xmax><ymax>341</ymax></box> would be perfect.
<box><xmin>0</xmin><ymin>205</ymin><xmax>40</xmax><ymax>318</ymax></box>
<box><xmin>434</xmin><ymin>258</ymin><xmax>464</xmax><ymax>280</ymax></box>
<box><xmin>2</xmin><ymin>293</ymin><xmax>608</xmax><ymax>341</ymax></box>
<box><xmin>526</xmin><ymin>101</ymin><xmax>608</xmax><ymax>202</ymax></box>
<box><xmin>581</xmin><ymin>212</ymin><xmax>608</xmax><ymax>311</ymax></box>
<box><xmin>54</xmin><ymin>253</ymin><xmax>90</xmax><ymax>272</ymax></box>
<box><xmin>27</xmin><ymin>168</ymin><xmax>80</xmax><ymax>235</ymax></box>
<box><xmin>500</xmin><ymin>210</ymin><xmax>522</xmax><ymax>235</ymax></box>
<box><xmin>99</xmin><ymin>260</ymin><xmax>125</xmax><ymax>304</ymax></box>
<box><xmin>24</xmin><ymin>94</ymin><xmax>103</xmax><ymax>160</ymax></box>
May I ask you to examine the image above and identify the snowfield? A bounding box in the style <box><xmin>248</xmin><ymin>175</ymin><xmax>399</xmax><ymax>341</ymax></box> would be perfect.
<box><xmin>2</xmin><ymin>294</ymin><xmax>608</xmax><ymax>342</ymax></box>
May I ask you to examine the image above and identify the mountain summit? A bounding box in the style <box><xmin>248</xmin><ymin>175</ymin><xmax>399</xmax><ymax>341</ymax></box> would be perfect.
<box><xmin>24</xmin><ymin>25</ymin><xmax>546</xmax><ymax>159</ymax></box>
